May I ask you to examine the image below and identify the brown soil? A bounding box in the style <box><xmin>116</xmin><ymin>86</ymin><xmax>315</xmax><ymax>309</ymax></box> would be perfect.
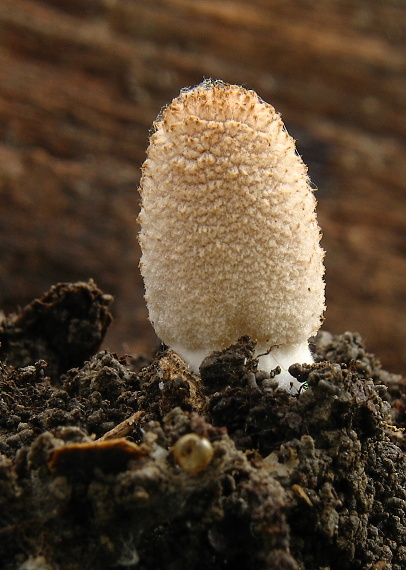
<box><xmin>0</xmin><ymin>282</ymin><xmax>405</xmax><ymax>569</ymax></box>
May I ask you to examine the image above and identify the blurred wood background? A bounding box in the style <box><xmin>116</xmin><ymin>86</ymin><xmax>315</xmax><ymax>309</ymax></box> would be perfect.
<box><xmin>0</xmin><ymin>0</ymin><xmax>405</xmax><ymax>374</ymax></box>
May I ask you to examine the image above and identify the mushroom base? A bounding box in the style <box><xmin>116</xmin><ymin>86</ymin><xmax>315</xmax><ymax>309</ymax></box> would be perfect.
<box><xmin>171</xmin><ymin>341</ymin><xmax>313</xmax><ymax>393</ymax></box>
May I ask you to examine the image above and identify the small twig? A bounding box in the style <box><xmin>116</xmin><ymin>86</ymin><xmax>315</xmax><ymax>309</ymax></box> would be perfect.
<box><xmin>99</xmin><ymin>411</ymin><xmax>145</xmax><ymax>441</ymax></box>
<box><xmin>384</xmin><ymin>422</ymin><xmax>405</xmax><ymax>433</ymax></box>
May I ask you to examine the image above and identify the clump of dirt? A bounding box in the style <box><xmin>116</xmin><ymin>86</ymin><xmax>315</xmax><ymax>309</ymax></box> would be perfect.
<box><xmin>0</xmin><ymin>283</ymin><xmax>405</xmax><ymax>569</ymax></box>
<box><xmin>0</xmin><ymin>280</ymin><xmax>113</xmax><ymax>378</ymax></box>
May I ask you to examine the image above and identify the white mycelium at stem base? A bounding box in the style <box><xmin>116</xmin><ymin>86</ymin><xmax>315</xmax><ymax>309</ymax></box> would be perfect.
<box><xmin>138</xmin><ymin>81</ymin><xmax>325</xmax><ymax>392</ymax></box>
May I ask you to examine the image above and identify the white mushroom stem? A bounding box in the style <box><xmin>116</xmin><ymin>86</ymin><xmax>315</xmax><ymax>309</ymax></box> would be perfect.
<box><xmin>171</xmin><ymin>341</ymin><xmax>312</xmax><ymax>393</ymax></box>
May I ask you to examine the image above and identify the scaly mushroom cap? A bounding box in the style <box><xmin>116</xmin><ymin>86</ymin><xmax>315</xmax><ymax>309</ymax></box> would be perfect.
<box><xmin>139</xmin><ymin>81</ymin><xmax>325</xmax><ymax>359</ymax></box>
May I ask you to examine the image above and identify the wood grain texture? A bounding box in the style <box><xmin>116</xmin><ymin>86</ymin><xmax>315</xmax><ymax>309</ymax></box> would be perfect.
<box><xmin>0</xmin><ymin>0</ymin><xmax>405</xmax><ymax>372</ymax></box>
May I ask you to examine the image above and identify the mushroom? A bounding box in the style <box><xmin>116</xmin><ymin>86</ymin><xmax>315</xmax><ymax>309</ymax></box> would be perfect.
<box><xmin>138</xmin><ymin>80</ymin><xmax>325</xmax><ymax>392</ymax></box>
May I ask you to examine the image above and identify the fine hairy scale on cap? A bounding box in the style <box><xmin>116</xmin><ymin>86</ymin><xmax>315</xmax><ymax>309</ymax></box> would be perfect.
<box><xmin>138</xmin><ymin>80</ymin><xmax>325</xmax><ymax>393</ymax></box>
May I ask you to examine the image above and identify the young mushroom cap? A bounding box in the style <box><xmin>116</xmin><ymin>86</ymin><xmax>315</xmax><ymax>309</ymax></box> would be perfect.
<box><xmin>138</xmin><ymin>80</ymin><xmax>325</xmax><ymax>391</ymax></box>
